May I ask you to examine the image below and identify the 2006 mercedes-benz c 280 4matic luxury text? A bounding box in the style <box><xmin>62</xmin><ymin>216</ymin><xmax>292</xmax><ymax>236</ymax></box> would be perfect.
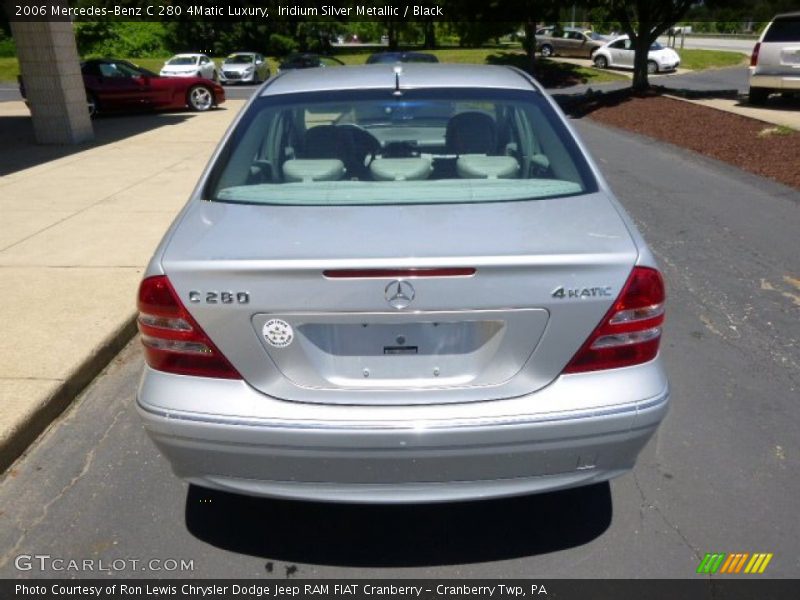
<box><xmin>136</xmin><ymin>63</ymin><xmax>669</xmax><ymax>503</ymax></box>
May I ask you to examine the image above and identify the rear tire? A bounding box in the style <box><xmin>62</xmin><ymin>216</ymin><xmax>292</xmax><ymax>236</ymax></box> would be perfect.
<box><xmin>593</xmin><ymin>55</ymin><xmax>608</xmax><ymax>69</ymax></box>
<box><xmin>749</xmin><ymin>87</ymin><xmax>770</xmax><ymax>105</ymax></box>
<box><xmin>540</xmin><ymin>44</ymin><xmax>554</xmax><ymax>58</ymax></box>
<box><xmin>187</xmin><ymin>85</ymin><xmax>214</xmax><ymax>111</ymax></box>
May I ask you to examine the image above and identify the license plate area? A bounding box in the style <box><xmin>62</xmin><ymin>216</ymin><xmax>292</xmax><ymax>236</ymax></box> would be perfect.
<box><xmin>301</xmin><ymin>321</ymin><xmax>499</xmax><ymax>357</ymax></box>
<box><xmin>252</xmin><ymin>309</ymin><xmax>549</xmax><ymax>391</ymax></box>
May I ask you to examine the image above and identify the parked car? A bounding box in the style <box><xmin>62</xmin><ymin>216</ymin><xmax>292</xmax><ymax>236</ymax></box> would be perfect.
<box><xmin>593</xmin><ymin>36</ymin><xmax>681</xmax><ymax>74</ymax></box>
<box><xmin>160</xmin><ymin>53</ymin><xmax>217</xmax><ymax>80</ymax></box>
<box><xmin>277</xmin><ymin>53</ymin><xmax>344</xmax><ymax>71</ymax></box>
<box><xmin>27</xmin><ymin>59</ymin><xmax>225</xmax><ymax>116</ymax></box>
<box><xmin>537</xmin><ymin>27</ymin><xmax>607</xmax><ymax>58</ymax></box>
<box><xmin>220</xmin><ymin>52</ymin><xmax>270</xmax><ymax>85</ymax></box>
<box><xmin>366</xmin><ymin>51</ymin><xmax>439</xmax><ymax>64</ymax></box>
<box><xmin>136</xmin><ymin>63</ymin><xmax>669</xmax><ymax>503</ymax></box>
<box><xmin>749</xmin><ymin>11</ymin><xmax>800</xmax><ymax>105</ymax></box>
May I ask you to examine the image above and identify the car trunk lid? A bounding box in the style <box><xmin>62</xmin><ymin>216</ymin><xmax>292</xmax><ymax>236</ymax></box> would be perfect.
<box><xmin>162</xmin><ymin>193</ymin><xmax>639</xmax><ymax>404</ymax></box>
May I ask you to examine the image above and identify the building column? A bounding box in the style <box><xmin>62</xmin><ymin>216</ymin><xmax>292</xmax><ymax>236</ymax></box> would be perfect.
<box><xmin>9</xmin><ymin>19</ymin><xmax>93</xmax><ymax>144</ymax></box>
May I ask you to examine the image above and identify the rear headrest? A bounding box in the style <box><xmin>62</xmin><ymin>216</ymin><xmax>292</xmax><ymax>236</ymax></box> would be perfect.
<box><xmin>456</xmin><ymin>155</ymin><xmax>519</xmax><ymax>179</ymax></box>
<box><xmin>283</xmin><ymin>159</ymin><xmax>345</xmax><ymax>182</ymax></box>
<box><xmin>370</xmin><ymin>157</ymin><xmax>432</xmax><ymax>181</ymax></box>
<box><xmin>445</xmin><ymin>112</ymin><xmax>497</xmax><ymax>155</ymax></box>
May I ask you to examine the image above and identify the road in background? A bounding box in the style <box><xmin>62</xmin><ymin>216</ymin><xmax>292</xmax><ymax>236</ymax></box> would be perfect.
<box><xmin>0</xmin><ymin>84</ymin><xmax>20</xmax><ymax>102</ymax></box>
<box><xmin>0</xmin><ymin>117</ymin><xmax>797</xmax><ymax>579</ymax></box>
<box><xmin>658</xmin><ymin>36</ymin><xmax>755</xmax><ymax>54</ymax></box>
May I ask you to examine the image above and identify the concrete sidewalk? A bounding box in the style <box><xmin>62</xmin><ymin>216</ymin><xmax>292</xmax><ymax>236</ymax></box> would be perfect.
<box><xmin>0</xmin><ymin>100</ymin><xmax>245</xmax><ymax>471</ymax></box>
<box><xmin>671</xmin><ymin>96</ymin><xmax>800</xmax><ymax>131</ymax></box>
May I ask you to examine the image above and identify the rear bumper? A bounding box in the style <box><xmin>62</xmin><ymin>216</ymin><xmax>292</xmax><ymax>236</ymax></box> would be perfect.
<box><xmin>136</xmin><ymin>361</ymin><xmax>669</xmax><ymax>503</ymax></box>
<box><xmin>749</xmin><ymin>72</ymin><xmax>800</xmax><ymax>90</ymax></box>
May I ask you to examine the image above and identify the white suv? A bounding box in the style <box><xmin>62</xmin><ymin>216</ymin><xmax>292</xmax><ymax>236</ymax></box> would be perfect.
<box><xmin>749</xmin><ymin>12</ymin><xmax>800</xmax><ymax>104</ymax></box>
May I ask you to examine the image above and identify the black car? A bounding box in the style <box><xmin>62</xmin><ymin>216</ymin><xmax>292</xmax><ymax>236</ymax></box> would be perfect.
<box><xmin>366</xmin><ymin>52</ymin><xmax>439</xmax><ymax>64</ymax></box>
<box><xmin>277</xmin><ymin>53</ymin><xmax>344</xmax><ymax>71</ymax></box>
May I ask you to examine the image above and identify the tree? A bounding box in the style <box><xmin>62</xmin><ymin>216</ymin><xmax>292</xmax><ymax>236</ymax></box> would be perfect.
<box><xmin>600</xmin><ymin>0</ymin><xmax>696</xmax><ymax>90</ymax></box>
<box><xmin>518</xmin><ymin>0</ymin><xmax>562</xmax><ymax>73</ymax></box>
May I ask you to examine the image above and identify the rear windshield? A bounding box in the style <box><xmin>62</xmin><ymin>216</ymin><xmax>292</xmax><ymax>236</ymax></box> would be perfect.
<box><xmin>225</xmin><ymin>54</ymin><xmax>254</xmax><ymax>64</ymax></box>
<box><xmin>167</xmin><ymin>56</ymin><xmax>197</xmax><ymax>65</ymax></box>
<box><xmin>764</xmin><ymin>17</ymin><xmax>800</xmax><ymax>42</ymax></box>
<box><xmin>206</xmin><ymin>88</ymin><xmax>598</xmax><ymax>206</ymax></box>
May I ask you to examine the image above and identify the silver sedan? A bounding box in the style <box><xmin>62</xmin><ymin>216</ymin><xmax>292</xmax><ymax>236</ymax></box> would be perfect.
<box><xmin>219</xmin><ymin>52</ymin><xmax>271</xmax><ymax>85</ymax></box>
<box><xmin>136</xmin><ymin>64</ymin><xmax>669</xmax><ymax>503</ymax></box>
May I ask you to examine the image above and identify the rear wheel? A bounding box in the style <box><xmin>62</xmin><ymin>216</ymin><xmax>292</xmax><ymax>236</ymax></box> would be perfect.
<box><xmin>187</xmin><ymin>85</ymin><xmax>214</xmax><ymax>111</ymax></box>
<box><xmin>540</xmin><ymin>44</ymin><xmax>554</xmax><ymax>58</ymax></box>
<box><xmin>647</xmin><ymin>60</ymin><xmax>658</xmax><ymax>74</ymax></box>
<box><xmin>749</xmin><ymin>87</ymin><xmax>770</xmax><ymax>105</ymax></box>
<box><xmin>593</xmin><ymin>55</ymin><xmax>608</xmax><ymax>69</ymax></box>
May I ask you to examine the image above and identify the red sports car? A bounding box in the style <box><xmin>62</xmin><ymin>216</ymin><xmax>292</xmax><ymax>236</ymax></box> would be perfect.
<box><xmin>21</xmin><ymin>58</ymin><xmax>225</xmax><ymax>117</ymax></box>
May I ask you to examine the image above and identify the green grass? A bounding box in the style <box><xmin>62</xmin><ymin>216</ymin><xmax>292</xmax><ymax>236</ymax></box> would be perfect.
<box><xmin>676</xmin><ymin>49</ymin><xmax>747</xmax><ymax>70</ymax></box>
<box><xmin>334</xmin><ymin>48</ymin><xmax>627</xmax><ymax>84</ymax></box>
<box><xmin>0</xmin><ymin>57</ymin><xmax>19</xmax><ymax>82</ymax></box>
<box><xmin>757</xmin><ymin>125</ymin><xmax>795</xmax><ymax>137</ymax></box>
<box><xmin>3</xmin><ymin>47</ymin><xmax>743</xmax><ymax>84</ymax></box>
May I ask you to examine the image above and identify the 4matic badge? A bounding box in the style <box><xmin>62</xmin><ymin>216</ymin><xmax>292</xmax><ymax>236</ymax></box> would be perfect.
<box><xmin>263</xmin><ymin>319</ymin><xmax>294</xmax><ymax>348</ymax></box>
<box><xmin>552</xmin><ymin>286</ymin><xmax>613</xmax><ymax>299</ymax></box>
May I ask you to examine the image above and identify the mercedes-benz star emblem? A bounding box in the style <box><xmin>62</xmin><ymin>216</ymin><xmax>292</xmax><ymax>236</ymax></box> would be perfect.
<box><xmin>385</xmin><ymin>280</ymin><xmax>415</xmax><ymax>310</ymax></box>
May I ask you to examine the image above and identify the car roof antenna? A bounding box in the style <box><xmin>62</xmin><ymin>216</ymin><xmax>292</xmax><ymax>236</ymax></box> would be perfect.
<box><xmin>393</xmin><ymin>65</ymin><xmax>403</xmax><ymax>97</ymax></box>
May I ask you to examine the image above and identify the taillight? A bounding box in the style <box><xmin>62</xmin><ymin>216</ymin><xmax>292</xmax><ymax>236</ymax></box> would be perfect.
<box><xmin>750</xmin><ymin>42</ymin><xmax>760</xmax><ymax>67</ymax></box>
<box><xmin>564</xmin><ymin>267</ymin><xmax>665</xmax><ymax>373</ymax></box>
<box><xmin>137</xmin><ymin>276</ymin><xmax>241</xmax><ymax>379</ymax></box>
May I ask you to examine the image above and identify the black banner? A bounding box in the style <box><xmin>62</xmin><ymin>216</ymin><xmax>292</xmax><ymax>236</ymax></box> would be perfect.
<box><xmin>3</xmin><ymin>580</ymin><xmax>800</xmax><ymax>600</ymax></box>
<box><xmin>6</xmin><ymin>1</ymin><xmax>468</xmax><ymax>23</ymax></box>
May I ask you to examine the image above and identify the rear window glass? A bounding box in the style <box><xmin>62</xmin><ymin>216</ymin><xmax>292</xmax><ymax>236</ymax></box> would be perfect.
<box><xmin>206</xmin><ymin>88</ymin><xmax>598</xmax><ymax>206</ymax></box>
<box><xmin>225</xmin><ymin>54</ymin><xmax>254</xmax><ymax>63</ymax></box>
<box><xmin>167</xmin><ymin>56</ymin><xmax>197</xmax><ymax>65</ymax></box>
<box><xmin>764</xmin><ymin>17</ymin><xmax>800</xmax><ymax>42</ymax></box>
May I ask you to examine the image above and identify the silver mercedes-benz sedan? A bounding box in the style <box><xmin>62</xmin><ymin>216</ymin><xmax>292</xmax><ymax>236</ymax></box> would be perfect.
<box><xmin>136</xmin><ymin>63</ymin><xmax>669</xmax><ymax>503</ymax></box>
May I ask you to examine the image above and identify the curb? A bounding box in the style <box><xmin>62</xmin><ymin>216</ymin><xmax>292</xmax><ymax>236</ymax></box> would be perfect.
<box><xmin>0</xmin><ymin>315</ymin><xmax>138</xmax><ymax>473</ymax></box>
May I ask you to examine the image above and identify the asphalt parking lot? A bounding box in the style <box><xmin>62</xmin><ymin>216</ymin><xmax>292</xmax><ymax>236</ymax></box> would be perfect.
<box><xmin>0</xmin><ymin>115</ymin><xmax>797</xmax><ymax>579</ymax></box>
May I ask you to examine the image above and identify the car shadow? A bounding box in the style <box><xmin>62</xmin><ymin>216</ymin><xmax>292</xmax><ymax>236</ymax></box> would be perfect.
<box><xmin>185</xmin><ymin>482</ymin><xmax>612</xmax><ymax>567</ymax></box>
<box><xmin>486</xmin><ymin>52</ymin><xmax>597</xmax><ymax>89</ymax></box>
<box><xmin>734</xmin><ymin>94</ymin><xmax>800</xmax><ymax>112</ymax></box>
<box><xmin>0</xmin><ymin>109</ymin><xmax>203</xmax><ymax>177</ymax></box>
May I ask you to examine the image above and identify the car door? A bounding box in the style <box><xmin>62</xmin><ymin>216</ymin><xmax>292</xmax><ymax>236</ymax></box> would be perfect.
<box><xmin>616</xmin><ymin>38</ymin><xmax>635</xmax><ymax>67</ymax></box>
<box><xmin>567</xmin><ymin>31</ymin><xmax>590</xmax><ymax>57</ymax></box>
<box><xmin>88</xmin><ymin>61</ymin><xmax>150</xmax><ymax>108</ymax></box>
<box><xmin>554</xmin><ymin>31</ymin><xmax>575</xmax><ymax>56</ymax></box>
<box><xmin>607</xmin><ymin>39</ymin><xmax>629</xmax><ymax>67</ymax></box>
<box><xmin>199</xmin><ymin>55</ymin><xmax>213</xmax><ymax>79</ymax></box>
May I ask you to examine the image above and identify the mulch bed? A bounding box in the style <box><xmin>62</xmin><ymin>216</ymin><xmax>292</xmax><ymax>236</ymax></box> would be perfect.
<box><xmin>575</xmin><ymin>93</ymin><xmax>800</xmax><ymax>189</ymax></box>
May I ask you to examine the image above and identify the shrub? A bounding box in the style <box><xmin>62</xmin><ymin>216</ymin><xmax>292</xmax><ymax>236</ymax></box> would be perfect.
<box><xmin>269</xmin><ymin>33</ymin><xmax>298</xmax><ymax>56</ymax></box>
